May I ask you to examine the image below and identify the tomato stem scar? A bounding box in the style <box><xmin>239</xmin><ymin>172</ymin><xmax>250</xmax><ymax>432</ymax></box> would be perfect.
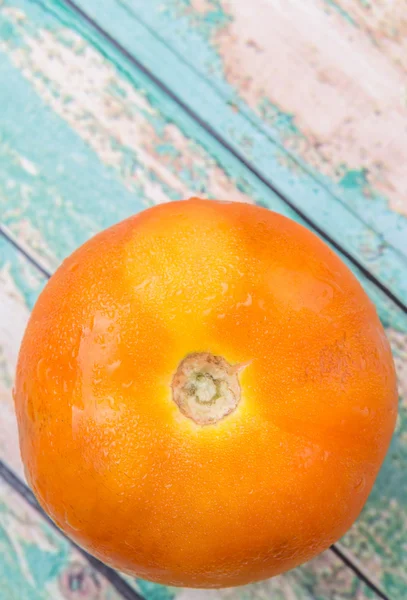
<box><xmin>171</xmin><ymin>352</ymin><xmax>242</xmax><ymax>425</ymax></box>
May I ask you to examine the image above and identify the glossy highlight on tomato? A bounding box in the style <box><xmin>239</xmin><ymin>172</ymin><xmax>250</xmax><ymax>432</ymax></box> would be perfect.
<box><xmin>14</xmin><ymin>199</ymin><xmax>397</xmax><ymax>588</ymax></box>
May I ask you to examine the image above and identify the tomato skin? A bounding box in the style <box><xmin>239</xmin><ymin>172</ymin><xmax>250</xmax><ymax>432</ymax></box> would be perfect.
<box><xmin>15</xmin><ymin>199</ymin><xmax>397</xmax><ymax>587</ymax></box>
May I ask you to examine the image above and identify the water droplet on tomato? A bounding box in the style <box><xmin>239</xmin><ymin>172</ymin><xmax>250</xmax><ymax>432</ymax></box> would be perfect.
<box><xmin>354</xmin><ymin>476</ymin><xmax>366</xmax><ymax>491</ymax></box>
<box><xmin>107</xmin><ymin>359</ymin><xmax>121</xmax><ymax>374</ymax></box>
<box><xmin>122</xmin><ymin>380</ymin><xmax>134</xmax><ymax>389</ymax></box>
<box><xmin>68</xmin><ymin>262</ymin><xmax>79</xmax><ymax>273</ymax></box>
<box><xmin>36</xmin><ymin>358</ymin><xmax>45</xmax><ymax>381</ymax></box>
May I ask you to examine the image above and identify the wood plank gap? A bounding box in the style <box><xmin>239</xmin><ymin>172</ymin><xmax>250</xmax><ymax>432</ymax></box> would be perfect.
<box><xmin>331</xmin><ymin>544</ymin><xmax>390</xmax><ymax>600</ymax></box>
<box><xmin>0</xmin><ymin>223</ymin><xmax>53</xmax><ymax>280</ymax></box>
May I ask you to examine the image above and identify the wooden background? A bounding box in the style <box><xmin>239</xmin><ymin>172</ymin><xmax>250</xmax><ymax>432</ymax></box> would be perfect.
<box><xmin>0</xmin><ymin>0</ymin><xmax>406</xmax><ymax>598</ymax></box>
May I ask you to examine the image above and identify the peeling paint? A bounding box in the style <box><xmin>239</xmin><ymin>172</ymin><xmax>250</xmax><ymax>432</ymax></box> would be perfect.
<box><xmin>116</xmin><ymin>0</ymin><xmax>407</xmax><ymax>261</ymax></box>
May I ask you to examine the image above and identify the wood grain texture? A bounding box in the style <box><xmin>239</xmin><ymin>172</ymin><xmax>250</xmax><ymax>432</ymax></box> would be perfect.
<box><xmin>0</xmin><ymin>472</ymin><xmax>129</xmax><ymax>600</ymax></box>
<box><xmin>328</xmin><ymin>0</ymin><xmax>407</xmax><ymax>73</ymax></box>
<box><xmin>70</xmin><ymin>0</ymin><xmax>407</xmax><ymax>305</ymax></box>
<box><xmin>0</xmin><ymin>0</ymin><xmax>406</xmax><ymax>597</ymax></box>
<box><xmin>128</xmin><ymin>0</ymin><xmax>407</xmax><ymax>219</ymax></box>
<box><xmin>1</xmin><ymin>0</ymin><xmax>406</xmax><ymax>312</ymax></box>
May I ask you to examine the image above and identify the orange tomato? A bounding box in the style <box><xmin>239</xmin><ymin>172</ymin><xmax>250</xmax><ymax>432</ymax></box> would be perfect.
<box><xmin>15</xmin><ymin>199</ymin><xmax>397</xmax><ymax>588</ymax></box>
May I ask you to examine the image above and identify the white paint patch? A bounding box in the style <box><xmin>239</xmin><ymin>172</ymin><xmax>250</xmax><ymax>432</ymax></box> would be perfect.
<box><xmin>18</xmin><ymin>156</ymin><xmax>38</xmax><ymax>176</ymax></box>
<box><xmin>0</xmin><ymin>263</ymin><xmax>31</xmax><ymax>478</ymax></box>
<box><xmin>216</xmin><ymin>0</ymin><xmax>407</xmax><ymax>213</ymax></box>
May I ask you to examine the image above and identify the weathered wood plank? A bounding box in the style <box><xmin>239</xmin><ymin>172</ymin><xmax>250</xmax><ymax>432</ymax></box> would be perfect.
<box><xmin>124</xmin><ymin>0</ymin><xmax>407</xmax><ymax>223</ymax></box>
<box><xmin>328</xmin><ymin>0</ymin><xmax>407</xmax><ymax>73</ymax></box>
<box><xmin>0</xmin><ymin>237</ymin><xmax>379</xmax><ymax>600</ymax></box>
<box><xmin>0</xmin><ymin>0</ymin><xmax>406</xmax><ymax>597</ymax></box>
<box><xmin>65</xmin><ymin>0</ymin><xmax>407</xmax><ymax>303</ymax></box>
<box><xmin>1</xmin><ymin>0</ymin><xmax>406</xmax><ymax>312</ymax></box>
<box><xmin>0</xmin><ymin>476</ymin><xmax>126</xmax><ymax>600</ymax></box>
<box><xmin>0</xmin><ymin>242</ymin><xmax>45</xmax><ymax>478</ymax></box>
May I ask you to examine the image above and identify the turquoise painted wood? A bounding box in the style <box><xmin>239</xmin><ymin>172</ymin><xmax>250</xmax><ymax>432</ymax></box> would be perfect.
<box><xmin>59</xmin><ymin>0</ymin><xmax>407</xmax><ymax>307</ymax></box>
<box><xmin>94</xmin><ymin>0</ymin><xmax>407</xmax><ymax>256</ymax></box>
<box><xmin>0</xmin><ymin>0</ymin><xmax>406</xmax><ymax>598</ymax></box>
<box><xmin>0</xmin><ymin>476</ymin><xmax>125</xmax><ymax>600</ymax></box>
<box><xmin>0</xmin><ymin>0</ymin><xmax>405</xmax><ymax>329</ymax></box>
